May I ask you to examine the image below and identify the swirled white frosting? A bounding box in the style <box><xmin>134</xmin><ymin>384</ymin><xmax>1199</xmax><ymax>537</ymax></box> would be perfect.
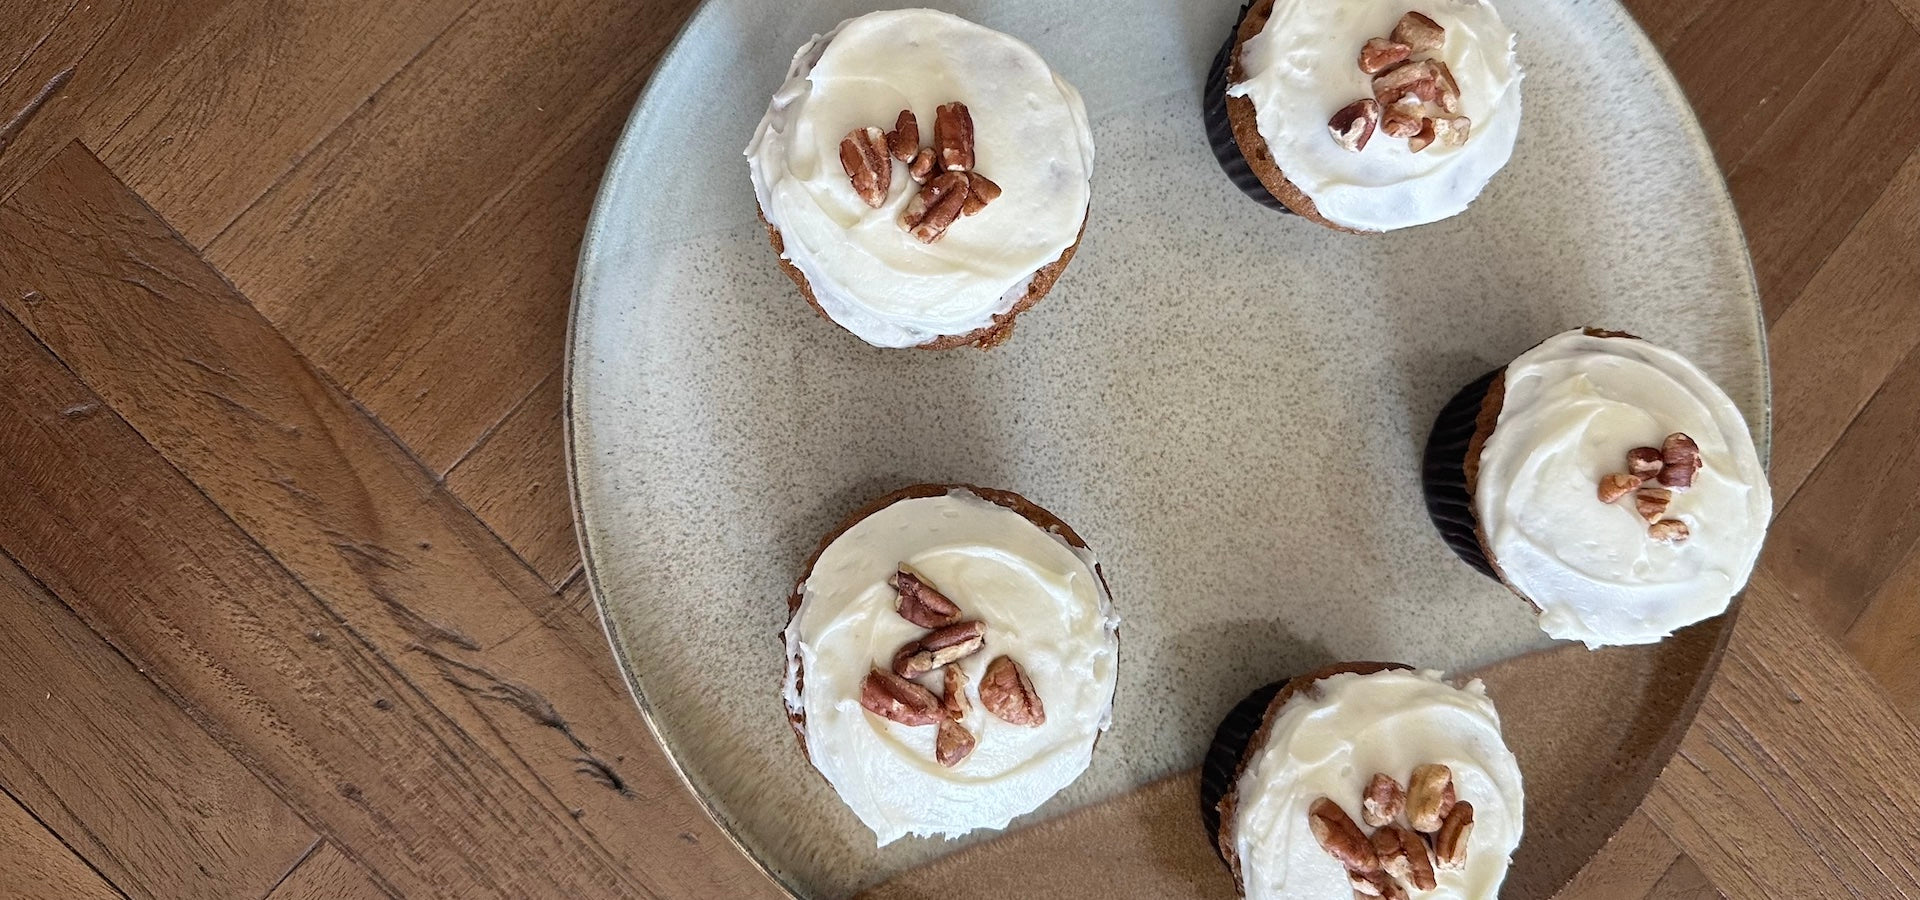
<box><xmin>745</xmin><ymin>10</ymin><xmax>1095</xmax><ymax>348</ymax></box>
<box><xmin>1227</xmin><ymin>0</ymin><xmax>1522</xmax><ymax>231</ymax></box>
<box><xmin>1232</xmin><ymin>670</ymin><xmax>1524</xmax><ymax>900</ymax></box>
<box><xmin>783</xmin><ymin>489</ymin><xmax>1119</xmax><ymax>845</ymax></box>
<box><xmin>1475</xmin><ymin>331</ymin><xmax>1772</xmax><ymax>647</ymax></box>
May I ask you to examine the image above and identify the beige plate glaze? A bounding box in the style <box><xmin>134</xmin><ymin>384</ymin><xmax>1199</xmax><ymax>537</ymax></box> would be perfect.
<box><xmin>566</xmin><ymin>1</ymin><xmax>1768</xmax><ymax>897</ymax></box>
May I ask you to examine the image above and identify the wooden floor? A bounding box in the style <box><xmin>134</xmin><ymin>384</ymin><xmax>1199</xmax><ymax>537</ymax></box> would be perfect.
<box><xmin>1</xmin><ymin>0</ymin><xmax>1919</xmax><ymax>897</ymax></box>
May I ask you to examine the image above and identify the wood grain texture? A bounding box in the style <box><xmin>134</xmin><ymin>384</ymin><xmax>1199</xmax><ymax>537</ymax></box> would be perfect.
<box><xmin>448</xmin><ymin>369</ymin><xmax>579</xmax><ymax>587</ymax></box>
<box><xmin>0</xmin><ymin>0</ymin><xmax>219</xmax><ymax>200</ymax></box>
<box><xmin>0</xmin><ymin>143</ymin><xmax>782</xmax><ymax>900</ymax></box>
<box><xmin>94</xmin><ymin>0</ymin><xmax>470</xmax><ymax>245</ymax></box>
<box><xmin>0</xmin><ymin>555</ymin><xmax>315</xmax><ymax>900</ymax></box>
<box><xmin>205</xmin><ymin>0</ymin><xmax>699</xmax><ymax>471</ymax></box>
<box><xmin>264</xmin><ymin>842</ymin><xmax>388</xmax><ymax>900</ymax></box>
<box><xmin>1647</xmin><ymin>573</ymin><xmax>1920</xmax><ymax>898</ymax></box>
<box><xmin>0</xmin><ymin>789</ymin><xmax>123</xmax><ymax>900</ymax></box>
<box><xmin>1766</xmin><ymin>341</ymin><xmax>1920</xmax><ymax>634</ymax></box>
<box><xmin>1761</xmin><ymin>146</ymin><xmax>1920</xmax><ymax>503</ymax></box>
<box><xmin>1723</xmin><ymin>2</ymin><xmax>1920</xmax><ymax>321</ymax></box>
<box><xmin>4</xmin><ymin>0</ymin><xmax>1920</xmax><ymax>897</ymax></box>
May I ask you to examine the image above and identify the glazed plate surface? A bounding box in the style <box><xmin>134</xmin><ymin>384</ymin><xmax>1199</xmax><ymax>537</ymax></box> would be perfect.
<box><xmin>567</xmin><ymin>0</ymin><xmax>1767</xmax><ymax>896</ymax></box>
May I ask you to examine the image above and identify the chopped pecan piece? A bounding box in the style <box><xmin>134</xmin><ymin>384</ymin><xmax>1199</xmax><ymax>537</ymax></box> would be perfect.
<box><xmin>891</xmin><ymin>567</ymin><xmax>961</xmax><ymax>628</ymax></box>
<box><xmin>1650</xmin><ymin>519</ymin><xmax>1691</xmax><ymax>543</ymax></box>
<box><xmin>1658</xmin><ymin>433</ymin><xmax>1702</xmax><ymax>491</ymax></box>
<box><xmin>1430</xmin><ymin>114</ymin><xmax>1470</xmax><ymax>147</ymax></box>
<box><xmin>1433</xmin><ymin>801</ymin><xmax>1475</xmax><ymax>870</ymax></box>
<box><xmin>961</xmin><ymin>172</ymin><xmax>1001</xmax><ymax>216</ymax></box>
<box><xmin>887</xmin><ymin>109</ymin><xmax>919</xmax><ymax>162</ymax></box>
<box><xmin>935</xmin><ymin>717</ymin><xmax>976</xmax><ymax>767</ymax></box>
<box><xmin>1373</xmin><ymin>59</ymin><xmax>1440</xmax><ymax>108</ymax></box>
<box><xmin>979</xmin><ymin>655</ymin><xmax>1045</xmax><ymax>726</ymax></box>
<box><xmin>901</xmin><ymin>171</ymin><xmax>971</xmax><ymax>243</ymax></box>
<box><xmin>1635</xmin><ymin>487</ymin><xmax>1672</xmax><ymax>524</ymax></box>
<box><xmin>1382</xmin><ymin>108</ymin><xmax>1423</xmax><ymax>139</ymax></box>
<box><xmin>1430</xmin><ymin>60</ymin><xmax>1463</xmax><ymax>114</ymax></box>
<box><xmin>1330</xmin><ymin>99</ymin><xmax>1381</xmax><ymax>152</ymax></box>
<box><xmin>1363</xmin><ymin>772</ymin><xmax>1406</xmax><ymax>827</ymax></box>
<box><xmin>1408</xmin><ymin>117</ymin><xmax>1437</xmax><ymax>153</ymax></box>
<box><xmin>1392</xmin><ymin>11</ymin><xmax>1446</xmax><ymax>54</ymax></box>
<box><xmin>933</xmin><ymin>101</ymin><xmax>975</xmax><ymax>172</ymax></box>
<box><xmin>839</xmin><ymin>126</ymin><xmax>892</xmax><ymax>208</ymax></box>
<box><xmin>1407</xmin><ymin>763</ymin><xmax>1457</xmax><ymax>833</ymax></box>
<box><xmin>941</xmin><ymin>663</ymin><xmax>971</xmax><ymax>721</ymax></box>
<box><xmin>859</xmin><ymin>668</ymin><xmax>941</xmax><ymax>726</ymax></box>
<box><xmin>908</xmin><ymin>147</ymin><xmax>936</xmax><ymax>184</ymax></box>
<box><xmin>891</xmin><ymin>620</ymin><xmax>988</xmax><ymax>679</ymax></box>
<box><xmin>1309</xmin><ymin>797</ymin><xmax>1380</xmax><ymax>872</ymax></box>
<box><xmin>1626</xmin><ymin>446</ymin><xmax>1666</xmax><ymax>479</ymax></box>
<box><xmin>1360</xmin><ymin>38</ymin><xmax>1413</xmax><ymax>75</ymax></box>
<box><xmin>1598</xmin><ymin>472</ymin><xmax>1642</xmax><ymax>503</ymax></box>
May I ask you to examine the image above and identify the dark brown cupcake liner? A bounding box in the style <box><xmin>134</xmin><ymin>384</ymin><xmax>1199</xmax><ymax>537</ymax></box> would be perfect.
<box><xmin>1422</xmin><ymin>369</ymin><xmax>1503</xmax><ymax>580</ymax></box>
<box><xmin>1200</xmin><ymin>680</ymin><xmax>1287</xmax><ymax>844</ymax></box>
<box><xmin>1204</xmin><ymin>3</ymin><xmax>1293</xmax><ymax>213</ymax></box>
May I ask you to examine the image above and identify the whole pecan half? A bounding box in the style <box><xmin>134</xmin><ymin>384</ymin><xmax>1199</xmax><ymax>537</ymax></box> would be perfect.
<box><xmin>838</xmin><ymin>126</ymin><xmax>892</xmax><ymax>208</ymax></box>
<box><xmin>859</xmin><ymin>668</ymin><xmax>941</xmax><ymax>726</ymax></box>
<box><xmin>1308</xmin><ymin>797</ymin><xmax>1380</xmax><ymax>872</ymax></box>
<box><xmin>933</xmin><ymin>101</ymin><xmax>975</xmax><ymax>172</ymax></box>
<box><xmin>892</xmin><ymin>620</ymin><xmax>987</xmax><ymax>679</ymax></box>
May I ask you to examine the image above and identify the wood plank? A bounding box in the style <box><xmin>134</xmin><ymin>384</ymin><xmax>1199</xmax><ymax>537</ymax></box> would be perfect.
<box><xmin>1764</xmin><ymin>340</ymin><xmax>1920</xmax><ymax>635</ymax></box>
<box><xmin>1647</xmin><ymin>0</ymin><xmax>1866</xmax><ymax>172</ymax></box>
<box><xmin>205</xmin><ymin>0</ymin><xmax>702</xmax><ymax>471</ymax></box>
<box><xmin>0</xmin><ymin>142</ymin><xmax>782</xmax><ymax>900</ymax></box>
<box><xmin>1893</xmin><ymin>0</ymin><xmax>1920</xmax><ymax>33</ymax></box>
<box><xmin>0</xmin><ymin>556</ymin><xmax>316</xmax><ymax>900</ymax></box>
<box><xmin>265</xmin><ymin>842</ymin><xmax>388</xmax><ymax>900</ymax></box>
<box><xmin>447</xmin><ymin>369</ymin><xmax>579</xmax><ymax>587</ymax></box>
<box><xmin>1645</xmin><ymin>572</ymin><xmax>1920</xmax><ymax>898</ymax></box>
<box><xmin>1842</xmin><ymin>537</ymin><xmax>1920</xmax><ymax>722</ymax></box>
<box><xmin>0</xmin><ymin>789</ymin><xmax>123</xmax><ymax>900</ymax></box>
<box><xmin>1554</xmin><ymin>812</ymin><xmax>1685</xmax><ymax>899</ymax></box>
<box><xmin>0</xmin><ymin>0</ymin><xmax>220</xmax><ymax>201</ymax></box>
<box><xmin>1644</xmin><ymin>855</ymin><xmax>1720</xmax><ymax>900</ymax></box>
<box><xmin>92</xmin><ymin>0</ymin><xmax>471</xmax><ymax>245</ymax></box>
<box><xmin>1724</xmin><ymin>2</ymin><xmax>1920</xmax><ymax>320</ymax></box>
<box><xmin>1762</xmin><ymin>146</ymin><xmax>1920</xmax><ymax>504</ymax></box>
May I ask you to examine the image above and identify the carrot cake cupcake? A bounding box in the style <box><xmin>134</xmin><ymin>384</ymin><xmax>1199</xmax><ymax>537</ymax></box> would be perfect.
<box><xmin>782</xmin><ymin>484</ymin><xmax>1120</xmax><ymax>844</ymax></box>
<box><xmin>1423</xmin><ymin>329</ymin><xmax>1772</xmax><ymax>647</ymax></box>
<box><xmin>745</xmin><ymin>10</ymin><xmax>1095</xmax><ymax>348</ymax></box>
<box><xmin>1203</xmin><ymin>664</ymin><xmax>1525</xmax><ymax>900</ymax></box>
<box><xmin>1205</xmin><ymin>0</ymin><xmax>1523</xmax><ymax>230</ymax></box>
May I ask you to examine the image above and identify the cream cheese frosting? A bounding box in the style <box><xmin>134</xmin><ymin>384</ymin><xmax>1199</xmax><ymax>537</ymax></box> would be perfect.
<box><xmin>1232</xmin><ymin>670</ymin><xmax>1524</xmax><ymax>900</ymax></box>
<box><xmin>1475</xmin><ymin>331</ymin><xmax>1772</xmax><ymax>648</ymax></box>
<box><xmin>783</xmin><ymin>489</ymin><xmax>1119</xmax><ymax>845</ymax></box>
<box><xmin>745</xmin><ymin>10</ymin><xmax>1095</xmax><ymax>348</ymax></box>
<box><xmin>1227</xmin><ymin>0</ymin><xmax>1522</xmax><ymax>231</ymax></box>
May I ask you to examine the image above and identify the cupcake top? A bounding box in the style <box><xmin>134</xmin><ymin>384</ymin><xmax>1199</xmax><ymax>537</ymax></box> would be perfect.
<box><xmin>1474</xmin><ymin>330</ymin><xmax>1771</xmax><ymax>647</ymax></box>
<box><xmin>745</xmin><ymin>10</ymin><xmax>1095</xmax><ymax>348</ymax></box>
<box><xmin>783</xmin><ymin>487</ymin><xmax>1119</xmax><ymax>845</ymax></box>
<box><xmin>1227</xmin><ymin>0</ymin><xmax>1522</xmax><ymax>231</ymax></box>
<box><xmin>1229</xmin><ymin>670</ymin><xmax>1524</xmax><ymax>900</ymax></box>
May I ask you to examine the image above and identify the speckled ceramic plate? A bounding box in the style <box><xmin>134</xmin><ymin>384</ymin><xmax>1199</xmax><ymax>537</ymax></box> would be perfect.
<box><xmin>566</xmin><ymin>1</ymin><xmax>1767</xmax><ymax>897</ymax></box>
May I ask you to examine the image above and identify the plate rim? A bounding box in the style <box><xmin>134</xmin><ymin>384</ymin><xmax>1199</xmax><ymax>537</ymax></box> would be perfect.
<box><xmin>561</xmin><ymin>0</ymin><xmax>1771</xmax><ymax>895</ymax></box>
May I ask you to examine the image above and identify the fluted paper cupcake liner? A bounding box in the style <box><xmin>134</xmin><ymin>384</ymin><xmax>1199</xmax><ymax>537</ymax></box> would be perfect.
<box><xmin>1422</xmin><ymin>369</ymin><xmax>1503</xmax><ymax>580</ymax></box>
<box><xmin>1204</xmin><ymin>4</ymin><xmax>1294</xmax><ymax>213</ymax></box>
<box><xmin>1200</xmin><ymin>679</ymin><xmax>1287</xmax><ymax>847</ymax></box>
